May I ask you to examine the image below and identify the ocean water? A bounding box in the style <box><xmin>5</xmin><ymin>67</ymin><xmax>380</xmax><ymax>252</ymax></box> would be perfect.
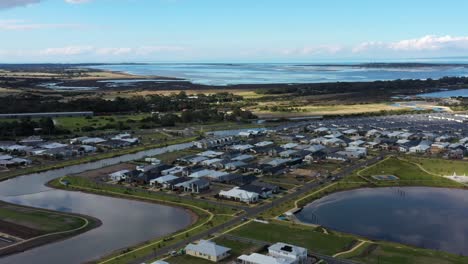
<box><xmin>91</xmin><ymin>63</ymin><xmax>468</xmax><ymax>86</ymax></box>
<box><xmin>418</xmin><ymin>88</ymin><xmax>468</xmax><ymax>98</ymax></box>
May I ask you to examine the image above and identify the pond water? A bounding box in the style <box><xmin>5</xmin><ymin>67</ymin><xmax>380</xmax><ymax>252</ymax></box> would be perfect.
<box><xmin>0</xmin><ymin>143</ymin><xmax>194</xmax><ymax>264</ymax></box>
<box><xmin>295</xmin><ymin>187</ymin><xmax>468</xmax><ymax>255</ymax></box>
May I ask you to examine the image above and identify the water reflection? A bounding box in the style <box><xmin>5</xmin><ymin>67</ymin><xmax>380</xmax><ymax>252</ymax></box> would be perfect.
<box><xmin>0</xmin><ymin>143</ymin><xmax>194</xmax><ymax>264</ymax></box>
<box><xmin>296</xmin><ymin>187</ymin><xmax>468</xmax><ymax>255</ymax></box>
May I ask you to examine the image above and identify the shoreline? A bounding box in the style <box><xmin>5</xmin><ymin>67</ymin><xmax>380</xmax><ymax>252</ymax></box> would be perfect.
<box><xmin>46</xmin><ymin>177</ymin><xmax>200</xmax><ymax>226</ymax></box>
<box><xmin>292</xmin><ymin>185</ymin><xmax>468</xmax><ymax>256</ymax></box>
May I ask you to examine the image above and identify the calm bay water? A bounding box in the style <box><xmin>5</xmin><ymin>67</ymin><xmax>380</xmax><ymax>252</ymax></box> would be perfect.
<box><xmin>418</xmin><ymin>88</ymin><xmax>468</xmax><ymax>98</ymax></box>
<box><xmin>296</xmin><ymin>187</ymin><xmax>468</xmax><ymax>255</ymax></box>
<box><xmin>91</xmin><ymin>63</ymin><xmax>468</xmax><ymax>85</ymax></box>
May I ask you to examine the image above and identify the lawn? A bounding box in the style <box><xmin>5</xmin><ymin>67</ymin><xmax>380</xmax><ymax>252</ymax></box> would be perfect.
<box><xmin>54</xmin><ymin>114</ymin><xmax>151</xmax><ymax>132</ymax></box>
<box><xmin>406</xmin><ymin>157</ymin><xmax>468</xmax><ymax>176</ymax></box>
<box><xmin>348</xmin><ymin>242</ymin><xmax>468</xmax><ymax>264</ymax></box>
<box><xmin>166</xmin><ymin>237</ymin><xmax>259</xmax><ymax>264</ymax></box>
<box><xmin>0</xmin><ymin>203</ymin><xmax>86</xmax><ymax>234</ymax></box>
<box><xmin>358</xmin><ymin>157</ymin><xmax>463</xmax><ymax>187</ymax></box>
<box><xmin>229</xmin><ymin>221</ymin><xmax>356</xmax><ymax>256</ymax></box>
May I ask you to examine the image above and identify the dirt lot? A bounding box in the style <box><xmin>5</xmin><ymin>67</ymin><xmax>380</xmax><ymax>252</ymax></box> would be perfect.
<box><xmin>74</xmin><ymin>163</ymin><xmax>135</xmax><ymax>180</ymax></box>
<box><xmin>0</xmin><ymin>219</ymin><xmax>42</xmax><ymax>239</ymax></box>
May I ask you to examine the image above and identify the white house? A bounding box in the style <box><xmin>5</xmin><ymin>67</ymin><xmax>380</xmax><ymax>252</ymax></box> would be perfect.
<box><xmin>219</xmin><ymin>187</ymin><xmax>259</xmax><ymax>203</ymax></box>
<box><xmin>109</xmin><ymin>170</ymin><xmax>130</xmax><ymax>181</ymax></box>
<box><xmin>185</xmin><ymin>240</ymin><xmax>231</xmax><ymax>262</ymax></box>
<box><xmin>268</xmin><ymin>242</ymin><xmax>308</xmax><ymax>264</ymax></box>
<box><xmin>238</xmin><ymin>253</ymin><xmax>293</xmax><ymax>264</ymax></box>
<box><xmin>149</xmin><ymin>175</ymin><xmax>178</xmax><ymax>186</ymax></box>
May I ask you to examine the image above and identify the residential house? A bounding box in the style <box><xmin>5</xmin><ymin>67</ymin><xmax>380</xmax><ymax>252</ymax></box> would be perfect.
<box><xmin>219</xmin><ymin>187</ymin><xmax>259</xmax><ymax>203</ymax></box>
<box><xmin>175</xmin><ymin>178</ymin><xmax>210</xmax><ymax>193</ymax></box>
<box><xmin>194</xmin><ymin>136</ymin><xmax>235</xmax><ymax>149</ymax></box>
<box><xmin>239</xmin><ymin>184</ymin><xmax>272</xmax><ymax>198</ymax></box>
<box><xmin>224</xmin><ymin>161</ymin><xmax>247</xmax><ymax>171</ymax></box>
<box><xmin>268</xmin><ymin>242</ymin><xmax>308</xmax><ymax>264</ymax></box>
<box><xmin>149</xmin><ymin>175</ymin><xmax>179</xmax><ymax>187</ymax></box>
<box><xmin>109</xmin><ymin>170</ymin><xmax>130</xmax><ymax>181</ymax></box>
<box><xmin>185</xmin><ymin>240</ymin><xmax>231</xmax><ymax>262</ymax></box>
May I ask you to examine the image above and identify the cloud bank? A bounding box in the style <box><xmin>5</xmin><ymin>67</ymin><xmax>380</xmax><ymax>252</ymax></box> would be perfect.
<box><xmin>353</xmin><ymin>35</ymin><xmax>468</xmax><ymax>53</ymax></box>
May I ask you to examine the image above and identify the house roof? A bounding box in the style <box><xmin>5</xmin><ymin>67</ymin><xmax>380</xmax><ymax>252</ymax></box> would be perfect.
<box><xmin>269</xmin><ymin>242</ymin><xmax>307</xmax><ymax>256</ymax></box>
<box><xmin>239</xmin><ymin>184</ymin><xmax>271</xmax><ymax>194</ymax></box>
<box><xmin>238</xmin><ymin>253</ymin><xmax>291</xmax><ymax>264</ymax></box>
<box><xmin>152</xmin><ymin>175</ymin><xmax>178</xmax><ymax>184</ymax></box>
<box><xmin>185</xmin><ymin>240</ymin><xmax>230</xmax><ymax>257</ymax></box>
<box><xmin>219</xmin><ymin>187</ymin><xmax>259</xmax><ymax>199</ymax></box>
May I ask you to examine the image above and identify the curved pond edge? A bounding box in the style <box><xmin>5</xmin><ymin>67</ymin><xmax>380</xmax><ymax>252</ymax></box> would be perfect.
<box><xmin>46</xmin><ymin>177</ymin><xmax>206</xmax><ymax>262</ymax></box>
<box><xmin>0</xmin><ymin>201</ymin><xmax>102</xmax><ymax>257</ymax></box>
<box><xmin>293</xmin><ymin>185</ymin><xmax>468</xmax><ymax>255</ymax></box>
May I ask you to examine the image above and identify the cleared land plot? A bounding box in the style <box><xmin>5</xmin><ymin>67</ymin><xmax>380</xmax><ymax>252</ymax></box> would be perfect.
<box><xmin>74</xmin><ymin>163</ymin><xmax>135</xmax><ymax>180</ymax></box>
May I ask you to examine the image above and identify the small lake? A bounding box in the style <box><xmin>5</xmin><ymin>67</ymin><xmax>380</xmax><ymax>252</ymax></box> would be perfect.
<box><xmin>296</xmin><ymin>187</ymin><xmax>468</xmax><ymax>255</ymax></box>
<box><xmin>418</xmin><ymin>89</ymin><xmax>468</xmax><ymax>98</ymax></box>
<box><xmin>0</xmin><ymin>142</ymin><xmax>194</xmax><ymax>264</ymax></box>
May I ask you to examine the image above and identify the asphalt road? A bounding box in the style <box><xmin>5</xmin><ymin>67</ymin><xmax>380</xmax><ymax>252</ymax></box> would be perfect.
<box><xmin>128</xmin><ymin>154</ymin><xmax>385</xmax><ymax>264</ymax></box>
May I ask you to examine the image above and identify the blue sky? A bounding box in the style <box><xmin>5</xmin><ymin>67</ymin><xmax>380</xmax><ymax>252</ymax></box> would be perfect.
<box><xmin>1</xmin><ymin>0</ymin><xmax>468</xmax><ymax>62</ymax></box>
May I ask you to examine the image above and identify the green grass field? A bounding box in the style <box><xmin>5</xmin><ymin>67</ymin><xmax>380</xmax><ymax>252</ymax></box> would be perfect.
<box><xmin>347</xmin><ymin>242</ymin><xmax>468</xmax><ymax>264</ymax></box>
<box><xmin>54</xmin><ymin>114</ymin><xmax>151</xmax><ymax>131</ymax></box>
<box><xmin>230</xmin><ymin>221</ymin><xmax>356</xmax><ymax>256</ymax></box>
<box><xmin>0</xmin><ymin>203</ymin><xmax>86</xmax><ymax>234</ymax></box>
<box><xmin>357</xmin><ymin>157</ymin><xmax>463</xmax><ymax>187</ymax></box>
<box><xmin>406</xmin><ymin>157</ymin><xmax>468</xmax><ymax>176</ymax></box>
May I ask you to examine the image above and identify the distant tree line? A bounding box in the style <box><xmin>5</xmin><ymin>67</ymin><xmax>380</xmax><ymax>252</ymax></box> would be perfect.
<box><xmin>0</xmin><ymin>92</ymin><xmax>243</xmax><ymax>114</ymax></box>
<box><xmin>256</xmin><ymin>76</ymin><xmax>468</xmax><ymax>96</ymax></box>
<box><xmin>0</xmin><ymin>118</ymin><xmax>69</xmax><ymax>138</ymax></box>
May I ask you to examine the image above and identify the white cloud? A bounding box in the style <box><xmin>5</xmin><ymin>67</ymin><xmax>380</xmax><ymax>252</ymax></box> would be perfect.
<box><xmin>39</xmin><ymin>46</ymin><xmax>94</xmax><ymax>55</ymax></box>
<box><xmin>0</xmin><ymin>0</ymin><xmax>41</xmax><ymax>9</ymax></box>
<box><xmin>353</xmin><ymin>35</ymin><xmax>468</xmax><ymax>53</ymax></box>
<box><xmin>0</xmin><ymin>19</ymin><xmax>84</xmax><ymax>30</ymax></box>
<box><xmin>21</xmin><ymin>45</ymin><xmax>187</xmax><ymax>57</ymax></box>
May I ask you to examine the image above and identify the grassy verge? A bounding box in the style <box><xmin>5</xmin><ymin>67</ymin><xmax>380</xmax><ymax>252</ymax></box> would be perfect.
<box><xmin>347</xmin><ymin>241</ymin><xmax>468</xmax><ymax>264</ymax></box>
<box><xmin>0</xmin><ymin>136</ymin><xmax>196</xmax><ymax>182</ymax></box>
<box><xmin>404</xmin><ymin>156</ymin><xmax>468</xmax><ymax>176</ymax></box>
<box><xmin>357</xmin><ymin>156</ymin><xmax>465</xmax><ymax>188</ymax></box>
<box><xmin>0</xmin><ymin>202</ymin><xmax>100</xmax><ymax>257</ymax></box>
<box><xmin>0</xmin><ymin>203</ymin><xmax>87</xmax><ymax>235</ymax></box>
<box><xmin>230</xmin><ymin>221</ymin><xmax>356</xmax><ymax>256</ymax></box>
